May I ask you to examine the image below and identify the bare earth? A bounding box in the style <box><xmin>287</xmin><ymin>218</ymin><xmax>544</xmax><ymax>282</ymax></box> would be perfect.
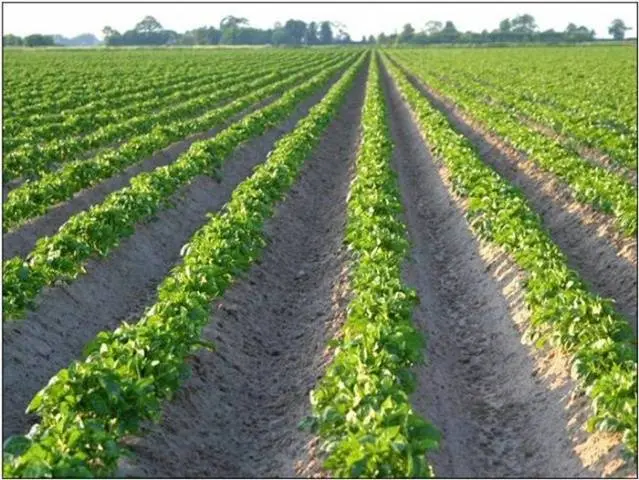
<box><xmin>3</xmin><ymin>94</ymin><xmax>285</xmax><ymax>258</ymax></box>
<box><xmin>2</xmin><ymin>78</ymin><xmax>340</xmax><ymax>439</ymax></box>
<box><xmin>400</xmin><ymin>64</ymin><xmax>637</xmax><ymax>333</ymax></box>
<box><xmin>3</xmin><ymin>58</ymin><xmax>635</xmax><ymax>479</ymax></box>
<box><xmin>381</xmin><ymin>60</ymin><xmax>610</xmax><ymax>477</ymax></box>
<box><xmin>118</xmin><ymin>67</ymin><xmax>366</xmax><ymax>478</ymax></box>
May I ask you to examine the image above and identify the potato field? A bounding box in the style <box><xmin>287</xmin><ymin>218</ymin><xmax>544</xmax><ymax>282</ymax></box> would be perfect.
<box><xmin>2</xmin><ymin>46</ymin><xmax>637</xmax><ymax>478</ymax></box>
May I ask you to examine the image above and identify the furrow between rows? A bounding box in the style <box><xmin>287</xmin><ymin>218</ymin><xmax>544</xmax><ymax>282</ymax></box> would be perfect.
<box><xmin>2</xmin><ymin>69</ymin><xmax>347</xmax><ymax>439</ymax></box>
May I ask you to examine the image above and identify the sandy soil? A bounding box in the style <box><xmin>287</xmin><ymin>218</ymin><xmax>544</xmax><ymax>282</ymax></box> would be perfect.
<box><xmin>118</xmin><ymin>67</ymin><xmax>366</xmax><ymax>478</ymax></box>
<box><xmin>4</xmin><ymin>58</ymin><xmax>635</xmax><ymax>479</ymax></box>
<box><xmin>441</xmin><ymin>71</ymin><xmax>636</xmax><ymax>184</ymax></box>
<box><xmin>2</xmin><ymin>79</ymin><xmax>340</xmax><ymax>440</ymax></box>
<box><xmin>380</xmin><ymin>58</ymin><xmax>634</xmax><ymax>478</ymax></box>
<box><xmin>395</xmin><ymin>64</ymin><xmax>637</xmax><ymax>333</ymax></box>
<box><xmin>3</xmin><ymin>95</ymin><xmax>280</xmax><ymax>258</ymax></box>
<box><xmin>1</xmin><ymin>79</ymin><xmax>258</xmax><ymax>200</ymax></box>
<box><xmin>438</xmin><ymin>71</ymin><xmax>636</xmax><ymax>186</ymax></box>
<box><xmin>517</xmin><ymin>114</ymin><xmax>637</xmax><ymax>187</ymax></box>
<box><xmin>2</xmin><ymin>179</ymin><xmax>25</xmax><ymax>202</ymax></box>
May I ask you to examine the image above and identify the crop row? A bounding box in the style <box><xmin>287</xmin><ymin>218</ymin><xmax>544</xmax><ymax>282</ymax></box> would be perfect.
<box><xmin>302</xmin><ymin>53</ymin><xmax>439</xmax><ymax>478</ymax></box>
<box><xmin>4</xmin><ymin>53</ymin><xmax>198</xmax><ymax>100</ymax></box>
<box><xmin>4</xmin><ymin>52</ymin><xmax>181</xmax><ymax>85</ymax></box>
<box><xmin>439</xmin><ymin>67</ymin><xmax>637</xmax><ymax>171</ymax></box>
<box><xmin>490</xmin><ymin>70</ymin><xmax>635</xmax><ymax>135</ymax></box>
<box><xmin>383</xmin><ymin>52</ymin><xmax>637</xmax><ymax>456</ymax></box>
<box><xmin>426</xmin><ymin>47</ymin><xmax>637</xmax><ymax>132</ymax></box>
<box><xmin>459</xmin><ymin>57</ymin><xmax>637</xmax><ymax>132</ymax></box>
<box><xmin>3</xmin><ymin>53</ymin><xmax>344</xmax><ymax>181</ymax></box>
<box><xmin>5</xmin><ymin>50</ymin><xmax>293</xmax><ymax>118</ymax></box>
<box><xmin>3</xmin><ymin>52</ymin><xmax>307</xmax><ymax>145</ymax></box>
<box><xmin>4</xmin><ymin>50</ymin><xmax>322</xmax><ymax>137</ymax></box>
<box><xmin>5</xmin><ymin>63</ymin><xmax>263</xmax><ymax>151</ymax></box>
<box><xmin>3</xmin><ymin>53</ymin><xmax>354</xmax><ymax>231</ymax></box>
<box><xmin>5</xmin><ymin>60</ymin><xmax>213</xmax><ymax>118</ymax></box>
<box><xmin>2</xmin><ymin>52</ymin><xmax>367</xmax><ymax>479</ymax></box>
<box><xmin>5</xmin><ymin>61</ymin><xmax>216</xmax><ymax>124</ymax></box>
<box><xmin>2</xmin><ymin>53</ymin><xmax>360</xmax><ymax>321</ymax></box>
<box><xmin>5</xmin><ymin>61</ymin><xmax>178</xmax><ymax>109</ymax></box>
<box><xmin>388</xmin><ymin>51</ymin><xmax>637</xmax><ymax>237</ymax></box>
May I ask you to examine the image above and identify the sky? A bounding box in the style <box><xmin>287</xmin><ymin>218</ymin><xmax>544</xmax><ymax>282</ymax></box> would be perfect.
<box><xmin>3</xmin><ymin>2</ymin><xmax>637</xmax><ymax>40</ymax></box>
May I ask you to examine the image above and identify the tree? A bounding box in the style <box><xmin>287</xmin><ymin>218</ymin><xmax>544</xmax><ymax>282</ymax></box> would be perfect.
<box><xmin>440</xmin><ymin>21</ymin><xmax>459</xmax><ymax>42</ymax></box>
<box><xmin>272</xmin><ymin>28</ymin><xmax>293</xmax><ymax>45</ymax></box>
<box><xmin>400</xmin><ymin>23</ymin><xmax>415</xmax><ymax>43</ymax></box>
<box><xmin>377</xmin><ymin>32</ymin><xmax>387</xmax><ymax>44</ymax></box>
<box><xmin>23</xmin><ymin>34</ymin><xmax>55</xmax><ymax>47</ymax></box>
<box><xmin>102</xmin><ymin>26</ymin><xmax>116</xmax><ymax>38</ymax></box>
<box><xmin>424</xmin><ymin>21</ymin><xmax>443</xmax><ymax>36</ymax></box>
<box><xmin>565</xmin><ymin>24</ymin><xmax>595</xmax><ymax>42</ymax></box>
<box><xmin>178</xmin><ymin>34</ymin><xmax>196</xmax><ymax>45</ymax></box>
<box><xmin>319</xmin><ymin>21</ymin><xmax>333</xmax><ymax>44</ymax></box>
<box><xmin>609</xmin><ymin>19</ymin><xmax>631</xmax><ymax>40</ymax></box>
<box><xmin>135</xmin><ymin>15</ymin><xmax>163</xmax><ymax>33</ymax></box>
<box><xmin>499</xmin><ymin>18</ymin><xmax>512</xmax><ymax>32</ymax></box>
<box><xmin>368</xmin><ymin>34</ymin><xmax>375</xmax><ymax>44</ymax></box>
<box><xmin>336</xmin><ymin>31</ymin><xmax>351</xmax><ymax>44</ymax></box>
<box><xmin>54</xmin><ymin>33</ymin><xmax>100</xmax><ymax>46</ymax></box>
<box><xmin>3</xmin><ymin>34</ymin><xmax>23</xmax><ymax>46</ymax></box>
<box><xmin>511</xmin><ymin>14</ymin><xmax>537</xmax><ymax>34</ymax></box>
<box><xmin>219</xmin><ymin>28</ymin><xmax>237</xmax><ymax>44</ymax></box>
<box><xmin>330</xmin><ymin>21</ymin><xmax>351</xmax><ymax>44</ymax></box>
<box><xmin>102</xmin><ymin>26</ymin><xmax>122</xmax><ymax>45</ymax></box>
<box><xmin>219</xmin><ymin>16</ymin><xmax>248</xmax><ymax>44</ymax></box>
<box><xmin>305</xmin><ymin>21</ymin><xmax>319</xmax><ymax>45</ymax></box>
<box><xmin>164</xmin><ymin>30</ymin><xmax>178</xmax><ymax>44</ymax></box>
<box><xmin>102</xmin><ymin>26</ymin><xmax>120</xmax><ymax>40</ymax></box>
<box><xmin>284</xmin><ymin>19</ymin><xmax>307</xmax><ymax>44</ymax></box>
<box><xmin>236</xmin><ymin>27</ymin><xmax>272</xmax><ymax>45</ymax></box>
<box><xmin>220</xmin><ymin>15</ymin><xmax>248</xmax><ymax>30</ymax></box>
<box><xmin>539</xmin><ymin>29</ymin><xmax>563</xmax><ymax>43</ymax></box>
<box><xmin>186</xmin><ymin>26</ymin><xmax>221</xmax><ymax>45</ymax></box>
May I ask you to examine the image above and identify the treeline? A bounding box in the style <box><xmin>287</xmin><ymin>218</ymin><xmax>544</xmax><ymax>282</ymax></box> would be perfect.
<box><xmin>102</xmin><ymin>15</ymin><xmax>351</xmax><ymax>46</ymax></box>
<box><xmin>3</xmin><ymin>34</ymin><xmax>56</xmax><ymax>47</ymax></box>
<box><xmin>2</xmin><ymin>15</ymin><xmax>350</xmax><ymax>48</ymax></box>
<box><xmin>3</xmin><ymin>33</ymin><xmax>100</xmax><ymax>47</ymax></box>
<box><xmin>374</xmin><ymin>16</ymin><xmax>633</xmax><ymax>46</ymax></box>
<box><xmin>54</xmin><ymin>34</ymin><xmax>100</xmax><ymax>46</ymax></box>
<box><xmin>3</xmin><ymin>14</ymin><xmax>633</xmax><ymax>48</ymax></box>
